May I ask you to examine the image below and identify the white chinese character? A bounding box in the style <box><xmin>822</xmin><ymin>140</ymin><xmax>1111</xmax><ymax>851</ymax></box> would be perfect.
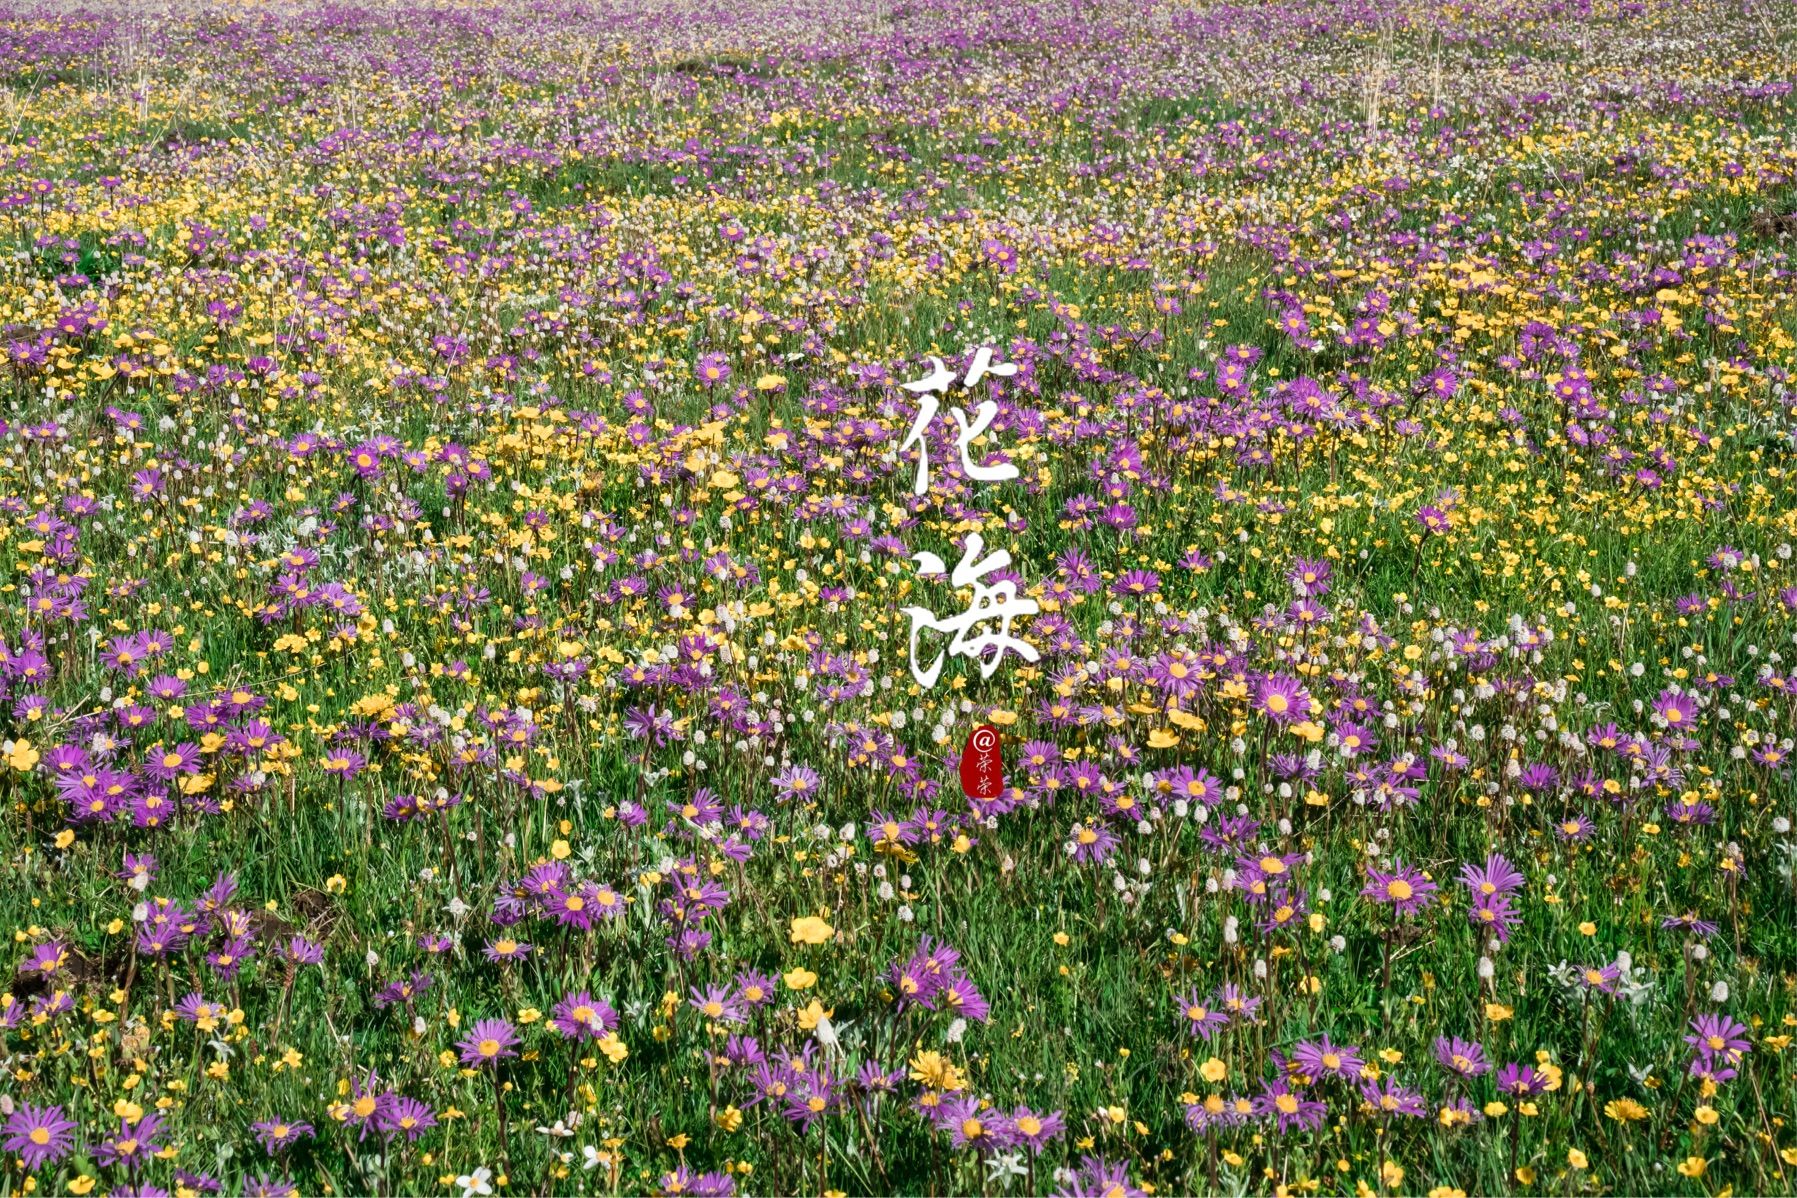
<box><xmin>901</xmin><ymin>533</ymin><xmax>1039</xmax><ymax>688</ymax></box>
<box><xmin>899</xmin><ymin>348</ymin><xmax>1020</xmax><ymax>495</ymax></box>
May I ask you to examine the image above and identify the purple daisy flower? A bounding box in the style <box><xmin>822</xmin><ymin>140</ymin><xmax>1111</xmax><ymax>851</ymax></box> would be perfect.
<box><xmin>1361</xmin><ymin>861</ymin><xmax>1438</xmax><ymax>915</ymax></box>
<box><xmin>457</xmin><ymin>1018</ymin><xmax>521</xmax><ymax>1068</ymax></box>
<box><xmin>3</xmin><ymin>1102</ymin><xmax>78</xmax><ymax>1170</ymax></box>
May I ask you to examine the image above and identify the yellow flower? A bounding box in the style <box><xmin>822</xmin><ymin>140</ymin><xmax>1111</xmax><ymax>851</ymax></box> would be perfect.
<box><xmin>782</xmin><ymin>967</ymin><xmax>817</xmax><ymax>991</ymax></box>
<box><xmin>789</xmin><ymin>916</ymin><xmax>834</xmax><ymax>945</ymax></box>
<box><xmin>1605</xmin><ymin>1097</ymin><xmax>1649</xmax><ymax>1122</ymax></box>
<box><xmin>714</xmin><ymin>1106</ymin><xmax>743</xmax><ymax>1133</ymax></box>
<box><xmin>1567</xmin><ymin>1148</ymin><xmax>1587</xmax><ymax>1169</ymax></box>
<box><xmin>908</xmin><ymin>1050</ymin><xmax>965</xmax><ymax>1092</ymax></box>
<box><xmin>597</xmin><ymin>1033</ymin><xmax>628</xmax><ymax>1064</ymax></box>
<box><xmin>1199</xmin><ymin>1057</ymin><xmax>1228</xmax><ymax>1083</ymax></box>
<box><xmin>796</xmin><ymin>1000</ymin><xmax>833</xmax><ymax>1031</ymax></box>
<box><xmin>755</xmin><ymin>373</ymin><xmax>787</xmax><ymax>392</ymax></box>
<box><xmin>1677</xmin><ymin>1156</ymin><xmax>1707</xmax><ymax>1178</ymax></box>
<box><xmin>6</xmin><ymin>739</ymin><xmax>39</xmax><ymax>771</ymax></box>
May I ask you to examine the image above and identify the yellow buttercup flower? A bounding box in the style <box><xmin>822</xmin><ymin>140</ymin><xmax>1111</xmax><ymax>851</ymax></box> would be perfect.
<box><xmin>789</xmin><ymin>915</ymin><xmax>834</xmax><ymax>945</ymax></box>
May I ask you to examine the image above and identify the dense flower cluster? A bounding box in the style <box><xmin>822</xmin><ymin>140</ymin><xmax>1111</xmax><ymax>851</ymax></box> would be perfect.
<box><xmin>0</xmin><ymin>0</ymin><xmax>1794</xmax><ymax>1194</ymax></box>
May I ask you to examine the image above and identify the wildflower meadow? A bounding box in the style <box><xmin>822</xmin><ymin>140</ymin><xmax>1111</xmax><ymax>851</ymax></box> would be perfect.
<box><xmin>0</xmin><ymin>0</ymin><xmax>1795</xmax><ymax>1194</ymax></box>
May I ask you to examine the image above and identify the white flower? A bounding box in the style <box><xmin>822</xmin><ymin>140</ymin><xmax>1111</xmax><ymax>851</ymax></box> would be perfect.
<box><xmin>582</xmin><ymin>1145</ymin><xmax>602</xmax><ymax>1170</ymax></box>
<box><xmin>986</xmin><ymin>1151</ymin><xmax>1027</xmax><ymax>1183</ymax></box>
<box><xmin>454</xmin><ymin>1167</ymin><xmax>493</xmax><ymax>1197</ymax></box>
